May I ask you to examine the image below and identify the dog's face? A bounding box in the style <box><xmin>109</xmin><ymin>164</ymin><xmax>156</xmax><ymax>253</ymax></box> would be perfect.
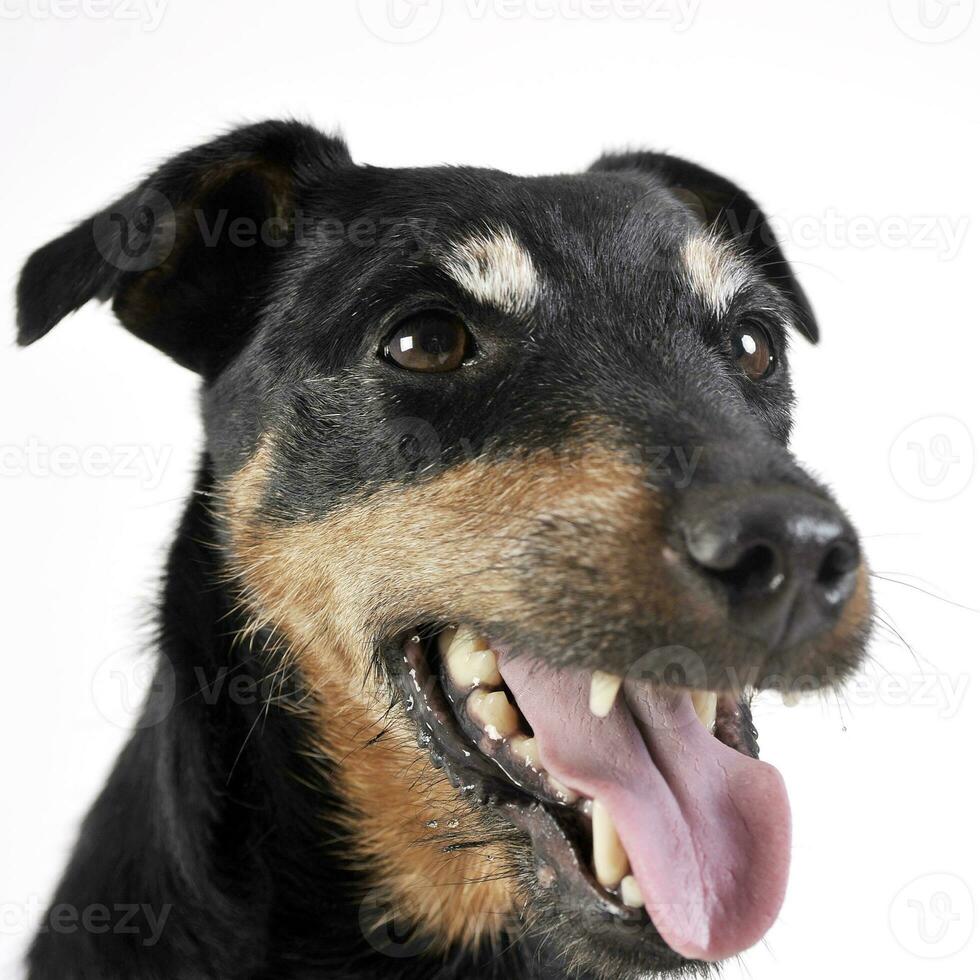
<box><xmin>19</xmin><ymin>123</ymin><xmax>871</xmax><ymax>977</ymax></box>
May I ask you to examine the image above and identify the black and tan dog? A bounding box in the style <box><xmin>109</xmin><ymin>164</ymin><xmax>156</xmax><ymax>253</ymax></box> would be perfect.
<box><xmin>17</xmin><ymin>121</ymin><xmax>871</xmax><ymax>979</ymax></box>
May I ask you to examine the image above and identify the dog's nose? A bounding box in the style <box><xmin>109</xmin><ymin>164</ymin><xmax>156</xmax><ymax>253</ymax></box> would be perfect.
<box><xmin>678</xmin><ymin>486</ymin><xmax>860</xmax><ymax>649</ymax></box>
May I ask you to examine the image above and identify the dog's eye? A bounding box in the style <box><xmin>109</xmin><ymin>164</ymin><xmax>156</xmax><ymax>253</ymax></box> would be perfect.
<box><xmin>382</xmin><ymin>311</ymin><xmax>472</xmax><ymax>373</ymax></box>
<box><xmin>734</xmin><ymin>323</ymin><xmax>775</xmax><ymax>381</ymax></box>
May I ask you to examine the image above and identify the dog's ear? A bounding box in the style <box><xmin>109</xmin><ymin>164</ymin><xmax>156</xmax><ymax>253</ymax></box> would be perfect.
<box><xmin>590</xmin><ymin>151</ymin><xmax>818</xmax><ymax>342</ymax></box>
<box><xmin>17</xmin><ymin>120</ymin><xmax>352</xmax><ymax>375</ymax></box>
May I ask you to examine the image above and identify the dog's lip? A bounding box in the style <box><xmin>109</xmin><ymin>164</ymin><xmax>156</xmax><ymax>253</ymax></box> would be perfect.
<box><xmin>387</xmin><ymin>625</ymin><xmax>769</xmax><ymax>949</ymax></box>
<box><xmin>391</xmin><ymin>629</ymin><xmax>645</xmax><ymax>924</ymax></box>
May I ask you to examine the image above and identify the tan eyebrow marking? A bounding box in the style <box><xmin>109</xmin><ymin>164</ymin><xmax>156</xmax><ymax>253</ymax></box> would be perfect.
<box><xmin>440</xmin><ymin>227</ymin><xmax>540</xmax><ymax>316</ymax></box>
<box><xmin>681</xmin><ymin>232</ymin><xmax>754</xmax><ymax>316</ymax></box>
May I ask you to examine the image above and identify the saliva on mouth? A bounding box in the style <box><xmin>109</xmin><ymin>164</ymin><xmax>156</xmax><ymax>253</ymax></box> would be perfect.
<box><xmin>394</xmin><ymin>625</ymin><xmax>792</xmax><ymax>963</ymax></box>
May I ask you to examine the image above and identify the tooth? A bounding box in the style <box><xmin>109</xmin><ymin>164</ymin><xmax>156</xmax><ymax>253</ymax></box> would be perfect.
<box><xmin>437</xmin><ymin>626</ymin><xmax>458</xmax><ymax>658</ymax></box>
<box><xmin>592</xmin><ymin>800</ymin><xmax>629</xmax><ymax>888</ymax></box>
<box><xmin>450</xmin><ymin>647</ymin><xmax>502</xmax><ymax>689</ymax></box>
<box><xmin>621</xmin><ymin>875</ymin><xmax>644</xmax><ymax>909</ymax></box>
<box><xmin>589</xmin><ymin>671</ymin><xmax>623</xmax><ymax>718</ymax></box>
<box><xmin>548</xmin><ymin>776</ymin><xmax>578</xmax><ymax>803</ymax></box>
<box><xmin>782</xmin><ymin>691</ymin><xmax>802</xmax><ymax>707</ymax></box>
<box><xmin>439</xmin><ymin>627</ymin><xmax>502</xmax><ymax>689</ymax></box>
<box><xmin>469</xmin><ymin>690</ymin><xmax>519</xmax><ymax>739</ymax></box>
<box><xmin>510</xmin><ymin>734</ymin><xmax>542</xmax><ymax>770</ymax></box>
<box><xmin>691</xmin><ymin>690</ymin><xmax>718</xmax><ymax>730</ymax></box>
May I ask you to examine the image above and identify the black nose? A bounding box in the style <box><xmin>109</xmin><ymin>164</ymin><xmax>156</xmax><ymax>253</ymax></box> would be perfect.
<box><xmin>678</xmin><ymin>486</ymin><xmax>860</xmax><ymax>649</ymax></box>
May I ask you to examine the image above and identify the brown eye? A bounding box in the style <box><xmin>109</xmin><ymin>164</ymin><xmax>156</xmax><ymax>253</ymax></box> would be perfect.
<box><xmin>382</xmin><ymin>311</ymin><xmax>471</xmax><ymax>373</ymax></box>
<box><xmin>735</xmin><ymin>323</ymin><xmax>775</xmax><ymax>381</ymax></box>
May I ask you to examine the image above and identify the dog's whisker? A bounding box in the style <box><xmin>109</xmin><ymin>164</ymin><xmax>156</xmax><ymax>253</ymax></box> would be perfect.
<box><xmin>870</xmin><ymin>571</ymin><xmax>979</xmax><ymax>613</ymax></box>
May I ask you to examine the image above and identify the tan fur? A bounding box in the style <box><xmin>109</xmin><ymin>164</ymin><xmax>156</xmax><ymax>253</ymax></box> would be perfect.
<box><xmin>220</xmin><ymin>436</ymin><xmax>872</xmax><ymax>950</ymax></box>
<box><xmin>303</xmin><ymin>677</ymin><xmax>518</xmax><ymax>951</ymax></box>
<box><xmin>803</xmin><ymin>561</ymin><xmax>872</xmax><ymax>677</ymax></box>
<box><xmin>223</xmin><ymin>438</ymin><xmax>667</xmax><ymax>663</ymax></box>
<box><xmin>221</xmin><ymin>438</ymin><xmax>661</xmax><ymax>951</ymax></box>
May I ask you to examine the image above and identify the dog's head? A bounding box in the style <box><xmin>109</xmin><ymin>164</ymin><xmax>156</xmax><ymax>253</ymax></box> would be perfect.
<box><xmin>19</xmin><ymin>121</ymin><xmax>871</xmax><ymax>977</ymax></box>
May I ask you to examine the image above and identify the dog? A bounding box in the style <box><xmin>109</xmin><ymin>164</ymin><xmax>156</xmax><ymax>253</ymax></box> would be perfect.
<box><xmin>17</xmin><ymin>120</ymin><xmax>871</xmax><ymax>979</ymax></box>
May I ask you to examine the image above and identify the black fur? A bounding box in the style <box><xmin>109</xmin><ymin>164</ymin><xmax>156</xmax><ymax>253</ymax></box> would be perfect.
<box><xmin>17</xmin><ymin>120</ymin><xmax>866</xmax><ymax>979</ymax></box>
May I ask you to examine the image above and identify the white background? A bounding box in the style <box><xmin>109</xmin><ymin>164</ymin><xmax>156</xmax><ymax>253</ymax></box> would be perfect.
<box><xmin>1</xmin><ymin>1</ymin><xmax>978</xmax><ymax>977</ymax></box>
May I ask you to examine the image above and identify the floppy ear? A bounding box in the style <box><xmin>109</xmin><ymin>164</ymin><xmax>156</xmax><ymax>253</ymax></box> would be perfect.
<box><xmin>17</xmin><ymin>120</ymin><xmax>352</xmax><ymax>376</ymax></box>
<box><xmin>590</xmin><ymin>151</ymin><xmax>818</xmax><ymax>342</ymax></box>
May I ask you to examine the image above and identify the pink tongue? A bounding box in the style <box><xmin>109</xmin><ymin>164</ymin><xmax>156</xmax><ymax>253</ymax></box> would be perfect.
<box><xmin>498</xmin><ymin>657</ymin><xmax>791</xmax><ymax>962</ymax></box>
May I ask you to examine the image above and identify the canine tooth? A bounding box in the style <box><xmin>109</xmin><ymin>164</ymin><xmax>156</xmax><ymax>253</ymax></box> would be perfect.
<box><xmin>438</xmin><ymin>625</ymin><xmax>483</xmax><ymax>658</ymax></box>
<box><xmin>691</xmin><ymin>690</ymin><xmax>718</xmax><ymax>730</ymax></box>
<box><xmin>437</xmin><ymin>626</ymin><xmax>457</xmax><ymax>656</ymax></box>
<box><xmin>548</xmin><ymin>777</ymin><xmax>578</xmax><ymax>803</ymax></box>
<box><xmin>439</xmin><ymin>627</ymin><xmax>502</xmax><ymax>689</ymax></box>
<box><xmin>511</xmin><ymin>735</ymin><xmax>542</xmax><ymax>770</ymax></box>
<box><xmin>438</xmin><ymin>625</ymin><xmax>483</xmax><ymax>657</ymax></box>
<box><xmin>469</xmin><ymin>690</ymin><xmax>519</xmax><ymax>739</ymax></box>
<box><xmin>592</xmin><ymin>800</ymin><xmax>629</xmax><ymax>888</ymax></box>
<box><xmin>621</xmin><ymin>875</ymin><xmax>644</xmax><ymax>909</ymax></box>
<box><xmin>589</xmin><ymin>671</ymin><xmax>623</xmax><ymax>718</ymax></box>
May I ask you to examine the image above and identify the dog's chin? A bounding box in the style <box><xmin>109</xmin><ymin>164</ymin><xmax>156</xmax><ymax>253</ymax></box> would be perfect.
<box><xmin>501</xmin><ymin>805</ymin><xmax>701</xmax><ymax>979</ymax></box>
<box><xmin>383</xmin><ymin>625</ymin><xmax>777</xmax><ymax>978</ymax></box>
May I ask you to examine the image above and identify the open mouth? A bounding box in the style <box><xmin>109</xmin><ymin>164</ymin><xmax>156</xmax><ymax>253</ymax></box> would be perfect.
<box><xmin>391</xmin><ymin>625</ymin><xmax>792</xmax><ymax>964</ymax></box>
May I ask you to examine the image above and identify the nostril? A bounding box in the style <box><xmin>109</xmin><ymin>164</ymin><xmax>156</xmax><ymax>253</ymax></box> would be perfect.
<box><xmin>677</xmin><ymin>487</ymin><xmax>862</xmax><ymax>650</ymax></box>
<box><xmin>707</xmin><ymin>543</ymin><xmax>783</xmax><ymax>597</ymax></box>
<box><xmin>816</xmin><ymin>539</ymin><xmax>860</xmax><ymax>592</ymax></box>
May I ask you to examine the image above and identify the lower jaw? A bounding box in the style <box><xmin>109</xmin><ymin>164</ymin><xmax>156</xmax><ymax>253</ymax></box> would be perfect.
<box><xmin>385</xmin><ymin>624</ymin><xmax>763</xmax><ymax>966</ymax></box>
